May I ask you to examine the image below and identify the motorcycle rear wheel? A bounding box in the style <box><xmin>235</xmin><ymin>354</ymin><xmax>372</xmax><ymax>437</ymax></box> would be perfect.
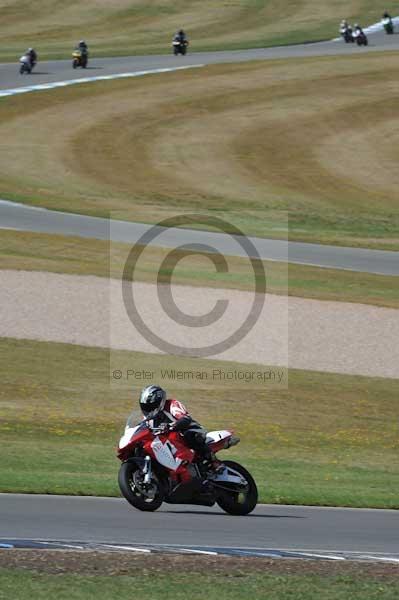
<box><xmin>215</xmin><ymin>460</ymin><xmax>258</xmax><ymax>516</ymax></box>
<box><xmin>118</xmin><ymin>461</ymin><xmax>164</xmax><ymax>511</ymax></box>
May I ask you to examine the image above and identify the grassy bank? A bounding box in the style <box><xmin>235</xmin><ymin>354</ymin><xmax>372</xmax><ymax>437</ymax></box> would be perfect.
<box><xmin>1</xmin><ymin>230</ymin><xmax>398</xmax><ymax>307</ymax></box>
<box><xmin>0</xmin><ymin>337</ymin><xmax>398</xmax><ymax>507</ymax></box>
<box><xmin>1</xmin><ymin>566</ymin><xmax>399</xmax><ymax>600</ymax></box>
<box><xmin>0</xmin><ymin>0</ymin><xmax>391</xmax><ymax>62</ymax></box>
<box><xmin>1</xmin><ymin>55</ymin><xmax>399</xmax><ymax>249</ymax></box>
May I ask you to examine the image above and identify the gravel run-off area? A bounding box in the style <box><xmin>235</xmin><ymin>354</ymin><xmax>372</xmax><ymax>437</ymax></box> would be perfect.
<box><xmin>1</xmin><ymin>270</ymin><xmax>398</xmax><ymax>379</ymax></box>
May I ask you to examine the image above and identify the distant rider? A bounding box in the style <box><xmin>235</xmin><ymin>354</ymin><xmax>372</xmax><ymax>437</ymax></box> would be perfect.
<box><xmin>173</xmin><ymin>29</ymin><xmax>188</xmax><ymax>46</ymax></box>
<box><xmin>26</xmin><ymin>48</ymin><xmax>37</xmax><ymax>67</ymax></box>
<box><xmin>138</xmin><ymin>385</ymin><xmax>218</xmax><ymax>470</ymax></box>
<box><xmin>339</xmin><ymin>19</ymin><xmax>349</xmax><ymax>32</ymax></box>
<box><xmin>76</xmin><ymin>40</ymin><xmax>88</xmax><ymax>54</ymax></box>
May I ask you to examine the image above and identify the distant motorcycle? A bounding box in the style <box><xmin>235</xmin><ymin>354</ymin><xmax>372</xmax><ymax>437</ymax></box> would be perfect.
<box><xmin>19</xmin><ymin>54</ymin><xmax>34</xmax><ymax>74</ymax></box>
<box><xmin>172</xmin><ymin>39</ymin><xmax>188</xmax><ymax>56</ymax></box>
<box><xmin>353</xmin><ymin>28</ymin><xmax>368</xmax><ymax>46</ymax></box>
<box><xmin>72</xmin><ymin>48</ymin><xmax>88</xmax><ymax>69</ymax></box>
<box><xmin>340</xmin><ymin>25</ymin><xmax>354</xmax><ymax>43</ymax></box>
<box><xmin>382</xmin><ymin>17</ymin><xmax>394</xmax><ymax>34</ymax></box>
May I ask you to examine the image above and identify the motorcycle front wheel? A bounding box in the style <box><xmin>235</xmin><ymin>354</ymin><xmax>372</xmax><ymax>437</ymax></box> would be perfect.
<box><xmin>118</xmin><ymin>461</ymin><xmax>164</xmax><ymax>511</ymax></box>
<box><xmin>215</xmin><ymin>460</ymin><xmax>258</xmax><ymax>516</ymax></box>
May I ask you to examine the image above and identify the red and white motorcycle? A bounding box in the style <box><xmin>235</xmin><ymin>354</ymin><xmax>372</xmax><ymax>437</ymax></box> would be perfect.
<box><xmin>117</xmin><ymin>413</ymin><xmax>258</xmax><ymax>515</ymax></box>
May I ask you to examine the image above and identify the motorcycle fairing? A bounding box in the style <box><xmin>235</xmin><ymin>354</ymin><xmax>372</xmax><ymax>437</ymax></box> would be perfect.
<box><xmin>119</xmin><ymin>425</ymin><xmax>141</xmax><ymax>449</ymax></box>
<box><xmin>210</xmin><ymin>465</ymin><xmax>248</xmax><ymax>486</ymax></box>
<box><xmin>206</xmin><ymin>430</ymin><xmax>231</xmax><ymax>444</ymax></box>
<box><xmin>151</xmin><ymin>437</ymin><xmax>183</xmax><ymax>471</ymax></box>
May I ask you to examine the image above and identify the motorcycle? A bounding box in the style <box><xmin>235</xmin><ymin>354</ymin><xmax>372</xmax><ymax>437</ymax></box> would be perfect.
<box><xmin>117</xmin><ymin>413</ymin><xmax>258</xmax><ymax>515</ymax></box>
<box><xmin>382</xmin><ymin>17</ymin><xmax>394</xmax><ymax>34</ymax></box>
<box><xmin>19</xmin><ymin>54</ymin><xmax>34</xmax><ymax>74</ymax></box>
<box><xmin>340</xmin><ymin>25</ymin><xmax>354</xmax><ymax>43</ymax></box>
<box><xmin>172</xmin><ymin>39</ymin><xmax>188</xmax><ymax>56</ymax></box>
<box><xmin>353</xmin><ymin>29</ymin><xmax>368</xmax><ymax>46</ymax></box>
<box><xmin>72</xmin><ymin>49</ymin><xmax>88</xmax><ymax>69</ymax></box>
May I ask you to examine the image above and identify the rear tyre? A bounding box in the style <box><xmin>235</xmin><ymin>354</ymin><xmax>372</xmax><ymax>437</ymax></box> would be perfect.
<box><xmin>73</xmin><ymin>59</ymin><xmax>78</xmax><ymax>69</ymax></box>
<box><xmin>216</xmin><ymin>460</ymin><xmax>258</xmax><ymax>516</ymax></box>
<box><xmin>118</xmin><ymin>461</ymin><xmax>164</xmax><ymax>512</ymax></box>
<box><xmin>19</xmin><ymin>65</ymin><xmax>24</xmax><ymax>74</ymax></box>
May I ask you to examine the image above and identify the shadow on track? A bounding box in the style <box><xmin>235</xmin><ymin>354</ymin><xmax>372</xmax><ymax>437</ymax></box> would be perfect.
<box><xmin>164</xmin><ymin>510</ymin><xmax>305</xmax><ymax>519</ymax></box>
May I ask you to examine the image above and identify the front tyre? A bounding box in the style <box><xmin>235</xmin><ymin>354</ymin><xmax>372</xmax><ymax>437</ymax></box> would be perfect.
<box><xmin>216</xmin><ymin>460</ymin><xmax>258</xmax><ymax>516</ymax></box>
<box><xmin>118</xmin><ymin>461</ymin><xmax>164</xmax><ymax>511</ymax></box>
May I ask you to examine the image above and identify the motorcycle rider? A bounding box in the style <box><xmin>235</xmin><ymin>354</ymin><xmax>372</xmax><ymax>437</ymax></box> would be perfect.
<box><xmin>26</xmin><ymin>48</ymin><xmax>37</xmax><ymax>67</ymax></box>
<box><xmin>382</xmin><ymin>12</ymin><xmax>393</xmax><ymax>29</ymax></box>
<box><xmin>139</xmin><ymin>384</ymin><xmax>218</xmax><ymax>471</ymax></box>
<box><xmin>75</xmin><ymin>40</ymin><xmax>89</xmax><ymax>56</ymax></box>
<box><xmin>173</xmin><ymin>29</ymin><xmax>188</xmax><ymax>45</ymax></box>
<box><xmin>339</xmin><ymin>19</ymin><xmax>353</xmax><ymax>41</ymax></box>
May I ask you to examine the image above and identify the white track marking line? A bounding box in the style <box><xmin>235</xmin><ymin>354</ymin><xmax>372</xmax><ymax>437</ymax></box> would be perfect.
<box><xmin>360</xmin><ymin>556</ymin><xmax>399</xmax><ymax>563</ymax></box>
<box><xmin>102</xmin><ymin>544</ymin><xmax>151</xmax><ymax>553</ymax></box>
<box><xmin>0</xmin><ymin>65</ymin><xmax>204</xmax><ymax>99</ymax></box>
<box><xmin>292</xmin><ymin>552</ymin><xmax>346</xmax><ymax>561</ymax></box>
<box><xmin>175</xmin><ymin>548</ymin><xmax>219</xmax><ymax>555</ymax></box>
<box><xmin>36</xmin><ymin>541</ymin><xmax>84</xmax><ymax>549</ymax></box>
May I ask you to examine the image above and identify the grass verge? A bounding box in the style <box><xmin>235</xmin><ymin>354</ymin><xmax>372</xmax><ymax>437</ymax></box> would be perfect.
<box><xmin>1</xmin><ymin>560</ymin><xmax>399</xmax><ymax>600</ymax></box>
<box><xmin>0</xmin><ymin>0</ymin><xmax>392</xmax><ymax>61</ymax></box>
<box><xmin>1</xmin><ymin>55</ymin><xmax>399</xmax><ymax>249</ymax></box>
<box><xmin>0</xmin><ymin>337</ymin><xmax>398</xmax><ymax>507</ymax></box>
<box><xmin>1</xmin><ymin>230</ymin><xmax>398</xmax><ymax>308</ymax></box>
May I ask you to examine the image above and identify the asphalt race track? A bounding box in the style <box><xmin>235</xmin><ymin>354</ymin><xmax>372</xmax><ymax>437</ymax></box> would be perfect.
<box><xmin>1</xmin><ymin>200</ymin><xmax>398</xmax><ymax>274</ymax></box>
<box><xmin>0</xmin><ymin>30</ymin><xmax>399</xmax><ymax>274</ymax></box>
<box><xmin>1</xmin><ymin>28</ymin><xmax>399</xmax><ymax>91</ymax></box>
<box><xmin>1</xmin><ymin>494</ymin><xmax>398</xmax><ymax>561</ymax></box>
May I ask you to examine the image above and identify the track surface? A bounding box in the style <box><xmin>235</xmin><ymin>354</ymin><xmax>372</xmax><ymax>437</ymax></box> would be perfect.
<box><xmin>1</xmin><ymin>29</ymin><xmax>399</xmax><ymax>91</ymax></box>
<box><xmin>1</xmin><ymin>200</ymin><xmax>398</xmax><ymax>274</ymax></box>
<box><xmin>0</xmin><ymin>494</ymin><xmax>398</xmax><ymax>555</ymax></box>
<box><xmin>0</xmin><ymin>31</ymin><xmax>398</xmax><ymax>274</ymax></box>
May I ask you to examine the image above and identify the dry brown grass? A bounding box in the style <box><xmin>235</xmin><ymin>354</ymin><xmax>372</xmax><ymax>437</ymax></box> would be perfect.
<box><xmin>1</xmin><ymin>54</ymin><xmax>399</xmax><ymax>247</ymax></box>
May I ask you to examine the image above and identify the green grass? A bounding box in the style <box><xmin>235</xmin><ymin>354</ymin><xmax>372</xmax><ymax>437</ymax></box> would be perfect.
<box><xmin>1</xmin><ymin>337</ymin><xmax>398</xmax><ymax>507</ymax></box>
<box><xmin>0</xmin><ymin>0</ymin><xmax>392</xmax><ymax>61</ymax></box>
<box><xmin>1</xmin><ymin>568</ymin><xmax>399</xmax><ymax>600</ymax></box>
<box><xmin>1</xmin><ymin>230</ymin><xmax>398</xmax><ymax>307</ymax></box>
